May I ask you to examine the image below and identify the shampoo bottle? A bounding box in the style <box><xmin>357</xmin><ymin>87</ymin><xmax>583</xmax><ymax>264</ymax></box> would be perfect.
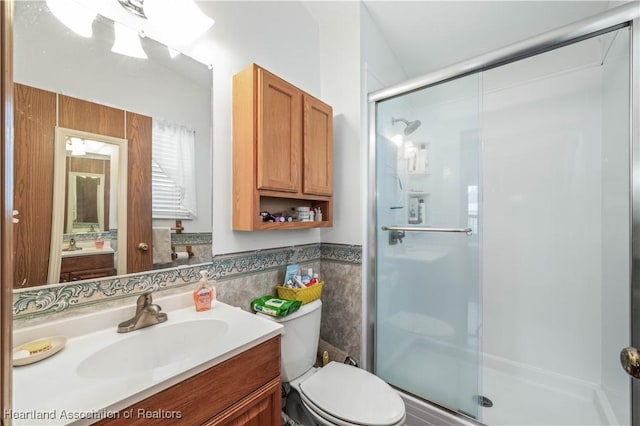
<box><xmin>418</xmin><ymin>198</ymin><xmax>426</xmax><ymax>224</ymax></box>
<box><xmin>194</xmin><ymin>270</ymin><xmax>215</xmax><ymax>311</ymax></box>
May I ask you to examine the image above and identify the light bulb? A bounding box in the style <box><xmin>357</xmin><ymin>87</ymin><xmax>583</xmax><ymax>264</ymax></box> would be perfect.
<box><xmin>111</xmin><ymin>22</ymin><xmax>148</xmax><ymax>59</ymax></box>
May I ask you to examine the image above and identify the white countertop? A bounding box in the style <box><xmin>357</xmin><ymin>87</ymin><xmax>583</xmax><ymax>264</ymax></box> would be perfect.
<box><xmin>11</xmin><ymin>293</ymin><xmax>283</xmax><ymax>425</ymax></box>
<box><xmin>60</xmin><ymin>246</ymin><xmax>114</xmax><ymax>258</ymax></box>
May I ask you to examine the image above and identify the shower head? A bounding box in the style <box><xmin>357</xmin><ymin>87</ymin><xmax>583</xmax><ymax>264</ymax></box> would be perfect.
<box><xmin>392</xmin><ymin>117</ymin><xmax>422</xmax><ymax>135</ymax></box>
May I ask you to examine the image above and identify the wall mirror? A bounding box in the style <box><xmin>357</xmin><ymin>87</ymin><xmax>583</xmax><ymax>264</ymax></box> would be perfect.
<box><xmin>47</xmin><ymin>127</ymin><xmax>128</xmax><ymax>284</ymax></box>
<box><xmin>13</xmin><ymin>1</ymin><xmax>213</xmax><ymax>290</ymax></box>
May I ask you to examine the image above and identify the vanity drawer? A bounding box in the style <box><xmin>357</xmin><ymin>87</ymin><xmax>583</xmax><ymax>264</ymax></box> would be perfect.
<box><xmin>60</xmin><ymin>253</ymin><xmax>116</xmax><ymax>282</ymax></box>
<box><xmin>61</xmin><ymin>253</ymin><xmax>114</xmax><ymax>272</ymax></box>
<box><xmin>68</xmin><ymin>267</ymin><xmax>116</xmax><ymax>281</ymax></box>
<box><xmin>95</xmin><ymin>336</ymin><xmax>281</xmax><ymax>426</ymax></box>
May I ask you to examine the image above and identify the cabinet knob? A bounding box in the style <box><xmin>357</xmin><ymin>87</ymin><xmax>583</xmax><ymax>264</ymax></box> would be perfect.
<box><xmin>12</xmin><ymin>209</ymin><xmax>20</xmax><ymax>224</ymax></box>
<box><xmin>137</xmin><ymin>242</ymin><xmax>149</xmax><ymax>252</ymax></box>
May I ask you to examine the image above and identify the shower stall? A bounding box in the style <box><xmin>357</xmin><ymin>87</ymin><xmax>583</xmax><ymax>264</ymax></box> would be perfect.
<box><xmin>366</xmin><ymin>4</ymin><xmax>640</xmax><ymax>426</ymax></box>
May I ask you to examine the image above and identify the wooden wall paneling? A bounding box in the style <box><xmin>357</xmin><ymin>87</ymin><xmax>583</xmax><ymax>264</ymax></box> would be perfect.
<box><xmin>13</xmin><ymin>83</ymin><xmax>56</xmax><ymax>288</ymax></box>
<box><xmin>126</xmin><ymin>111</ymin><xmax>152</xmax><ymax>273</ymax></box>
<box><xmin>58</xmin><ymin>95</ymin><xmax>125</xmax><ymax>139</ymax></box>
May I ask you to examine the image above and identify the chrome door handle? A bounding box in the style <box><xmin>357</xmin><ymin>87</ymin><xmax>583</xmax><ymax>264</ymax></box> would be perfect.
<box><xmin>620</xmin><ymin>347</ymin><xmax>640</xmax><ymax>379</ymax></box>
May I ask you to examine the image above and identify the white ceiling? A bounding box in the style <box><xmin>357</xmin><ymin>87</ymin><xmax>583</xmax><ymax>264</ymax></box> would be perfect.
<box><xmin>361</xmin><ymin>0</ymin><xmax>619</xmax><ymax>79</ymax></box>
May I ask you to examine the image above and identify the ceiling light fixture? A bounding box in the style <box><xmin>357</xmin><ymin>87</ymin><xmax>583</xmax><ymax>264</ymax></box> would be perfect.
<box><xmin>117</xmin><ymin>0</ymin><xmax>146</xmax><ymax>19</ymax></box>
<box><xmin>67</xmin><ymin>137</ymin><xmax>87</xmax><ymax>156</ymax></box>
<box><xmin>46</xmin><ymin>0</ymin><xmax>96</xmax><ymax>38</ymax></box>
<box><xmin>47</xmin><ymin>0</ymin><xmax>214</xmax><ymax>60</ymax></box>
<box><xmin>168</xmin><ymin>46</ymin><xmax>180</xmax><ymax>59</ymax></box>
<box><xmin>144</xmin><ymin>0</ymin><xmax>214</xmax><ymax>47</ymax></box>
<box><xmin>111</xmin><ymin>22</ymin><xmax>148</xmax><ymax>59</ymax></box>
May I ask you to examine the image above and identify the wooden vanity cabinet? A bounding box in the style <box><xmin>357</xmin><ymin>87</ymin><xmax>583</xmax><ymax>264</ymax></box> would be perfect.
<box><xmin>233</xmin><ymin>63</ymin><xmax>333</xmax><ymax>231</ymax></box>
<box><xmin>96</xmin><ymin>336</ymin><xmax>281</xmax><ymax>426</ymax></box>
<box><xmin>59</xmin><ymin>253</ymin><xmax>116</xmax><ymax>282</ymax></box>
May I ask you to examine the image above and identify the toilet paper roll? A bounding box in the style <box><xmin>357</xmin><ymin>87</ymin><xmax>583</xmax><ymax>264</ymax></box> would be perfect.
<box><xmin>175</xmin><ymin>252</ymin><xmax>189</xmax><ymax>260</ymax></box>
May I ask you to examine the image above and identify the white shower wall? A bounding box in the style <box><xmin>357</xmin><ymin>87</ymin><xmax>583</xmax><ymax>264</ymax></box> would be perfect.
<box><xmin>482</xmin><ymin>64</ymin><xmax>603</xmax><ymax>383</ymax></box>
<box><xmin>481</xmin><ymin>30</ymin><xmax>630</xmax><ymax>424</ymax></box>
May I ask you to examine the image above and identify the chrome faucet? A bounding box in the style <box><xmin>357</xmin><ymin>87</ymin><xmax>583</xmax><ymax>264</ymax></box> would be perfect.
<box><xmin>62</xmin><ymin>238</ymin><xmax>82</xmax><ymax>252</ymax></box>
<box><xmin>117</xmin><ymin>292</ymin><xmax>168</xmax><ymax>333</ymax></box>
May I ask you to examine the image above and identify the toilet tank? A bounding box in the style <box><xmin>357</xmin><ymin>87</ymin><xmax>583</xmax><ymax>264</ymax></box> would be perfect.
<box><xmin>259</xmin><ymin>299</ymin><xmax>322</xmax><ymax>382</ymax></box>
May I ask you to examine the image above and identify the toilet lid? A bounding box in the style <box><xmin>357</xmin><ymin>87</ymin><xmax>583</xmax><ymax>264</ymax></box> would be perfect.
<box><xmin>299</xmin><ymin>362</ymin><xmax>405</xmax><ymax>426</ymax></box>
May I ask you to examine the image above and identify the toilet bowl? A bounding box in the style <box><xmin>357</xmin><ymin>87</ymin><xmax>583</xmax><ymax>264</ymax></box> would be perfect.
<box><xmin>288</xmin><ymin>362</ymin><xmax>406</xmax><ymax>426</ymax></box>
<box><xmin>257</xmin><ymin>299</ymin><xmax>406</xmax><ymax>426</ymax></box>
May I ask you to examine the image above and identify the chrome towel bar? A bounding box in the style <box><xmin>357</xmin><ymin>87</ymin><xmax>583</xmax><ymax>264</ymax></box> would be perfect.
<box><xmin>382</xmin><ymin>225</ymin><xmax>473</xmax><ymax>236</ymax></box>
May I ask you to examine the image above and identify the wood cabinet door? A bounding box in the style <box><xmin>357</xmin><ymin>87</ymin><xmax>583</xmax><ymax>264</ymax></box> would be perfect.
<box><xmin>126</xmin><ymin>111</ymin><xmax>153</xmax><ymax>273</ymax></box>
<box><xmin>204</xmin><ymin>378</ymin><xmax>281</xmax><ymax>426</ymax></box>
<box><xmin>303</xmin><ymin>95</ymin><xmax>333</xmax><ymax>196</ymax></box>
<box><xmin>256</xmin><ymin>69</ymin><xmax>301</xmax><ymax>193</ymax></box>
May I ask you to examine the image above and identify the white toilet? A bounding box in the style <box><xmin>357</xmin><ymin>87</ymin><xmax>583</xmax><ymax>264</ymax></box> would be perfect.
<box><xmin>259</xmin><ymin>299</ymin><xmax>406</xmax><ymax>426</ymax></box>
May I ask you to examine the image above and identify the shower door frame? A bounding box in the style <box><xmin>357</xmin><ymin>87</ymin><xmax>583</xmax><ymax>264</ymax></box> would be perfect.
<box><xmin>364</xmin><ymin>3</ymin><xmax>640</xmax><ymax>425</ymax></box>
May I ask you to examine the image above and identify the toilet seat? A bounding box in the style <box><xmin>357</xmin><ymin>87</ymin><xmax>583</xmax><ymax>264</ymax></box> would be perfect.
<box><xmin>297</xmin><ymin>362</ymin><xmax>405</xmax><ymax>426</ymax></box>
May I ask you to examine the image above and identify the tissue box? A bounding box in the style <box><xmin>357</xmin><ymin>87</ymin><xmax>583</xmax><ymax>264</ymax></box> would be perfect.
<box><xmin>276</xmin><ymin>281</ymin><xmax>324</xmax><ymax>304</ymax></box>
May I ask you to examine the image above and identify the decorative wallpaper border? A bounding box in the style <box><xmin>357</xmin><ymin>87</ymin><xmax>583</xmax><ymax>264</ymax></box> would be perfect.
<box><xmin>13</xmin><ymin>243</ymin><xmax>361</xmax><ymax>319</ymax></box>
<box><xmin>171</xmin><ymin>232</ymin><xmax>212</xmax><ymax>246</ymax></box>
<box><xmin>62</xmin><ymin>231</ymin><xmax>211</xmax><ymax>245</ymax></box>
<box><xmin>62</xmin><ymin>229</ymin><xmax>118</xmax><ymax>242</ymax></box>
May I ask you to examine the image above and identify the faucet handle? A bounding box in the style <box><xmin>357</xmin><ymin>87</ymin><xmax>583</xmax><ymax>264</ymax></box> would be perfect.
<box><xmin>136</xmin><ymin>292</ymin><xmax>153</xmax><ymax>312</ymax></box>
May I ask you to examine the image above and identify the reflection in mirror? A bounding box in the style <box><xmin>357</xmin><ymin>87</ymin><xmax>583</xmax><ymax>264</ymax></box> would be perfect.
<box><xmin>65</xmin><ymin>140</ymin><xmax>111</xmax><ymax>233</ymax></box>
<box><xmin>13</xmin><ymin>1</ymin><xmax>213</xmax><ymax>290</ymax></box>
<box><xmin>69</xmin><ymin>172</ymin><xmax>105</xmax><ymax>233</ymax></box>
<box><xmin>48</xmin><ymin>127</ymin><xmax>128</xmax><ymax>284</ymax></box>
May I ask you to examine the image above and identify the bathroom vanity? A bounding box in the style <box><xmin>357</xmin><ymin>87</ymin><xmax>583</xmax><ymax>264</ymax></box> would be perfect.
<box><xmin>96</xmin><ymin>337</ymin><xmax>280</xmax><ymax>425</ymax></box>
<box><xmin>59</xmin><ymin>253</ymin><xmax>116</xmax><ymax>282</ymax></box>
<box><xmin>12</xmin><ymin>293</ymin><xmax>283</xmax><ymax>425</ymax></box>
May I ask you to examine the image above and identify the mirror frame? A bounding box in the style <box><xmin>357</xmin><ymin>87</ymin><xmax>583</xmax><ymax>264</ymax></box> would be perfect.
<box><xmin>1</xmin><ymin>0</ymin><xmax>13</xmax><ymax>422</ymax></box>
<box><xmin>48</xmin><ymin>127</ymin><xmax>128</xmax><ymax>283</ymax></box>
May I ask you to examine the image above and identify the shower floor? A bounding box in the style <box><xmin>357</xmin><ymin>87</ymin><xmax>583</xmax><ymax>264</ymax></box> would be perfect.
<box><xmin>377</xmin><ymin>338</ymin><xmax>613</xmax><ymax>426</ymax></box>
<box><xmin>480</xmin><ymin>359</ymin><xmax>608</xmax><ymax>425</ymax></box>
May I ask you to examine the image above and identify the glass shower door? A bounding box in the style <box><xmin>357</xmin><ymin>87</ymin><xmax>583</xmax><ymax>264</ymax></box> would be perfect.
<box><xmin>374</xmin><ymin>74</ymin><xmax>482</xmax><ymax>420</ymax></box>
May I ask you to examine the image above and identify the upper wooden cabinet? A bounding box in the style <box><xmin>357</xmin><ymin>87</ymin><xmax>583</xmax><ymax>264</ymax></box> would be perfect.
<box><xmin>257</xmin><ymin>70</ymin><xmax>302</xmax><ymax>193</ymax></box>
<box><xmin>303</xmin><ymin>95</ymin><xmax>333</xmax><ymax>196</ymax></box>
<box><xmin>233</xmin><ymin>64</ymin><xmax>333</xmax><ymax>231</ymax></box>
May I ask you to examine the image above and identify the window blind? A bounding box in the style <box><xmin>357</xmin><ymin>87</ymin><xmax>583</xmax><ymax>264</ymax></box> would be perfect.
<box><xmin>152</xmin><ymin>119</ymin><xmax>197</xmax><ymax>219</ymax></box>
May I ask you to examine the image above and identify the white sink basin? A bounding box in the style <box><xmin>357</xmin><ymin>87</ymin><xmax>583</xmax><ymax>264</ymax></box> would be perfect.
<box><xmin>13</xmin><ymin>294</ymin><xmax>283</xmax><ymax>426</ymax></box>
<box><xmin>76</xmin><ymin>319</ymin><xmax>229</xmax><ymax>378</ymax></box>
